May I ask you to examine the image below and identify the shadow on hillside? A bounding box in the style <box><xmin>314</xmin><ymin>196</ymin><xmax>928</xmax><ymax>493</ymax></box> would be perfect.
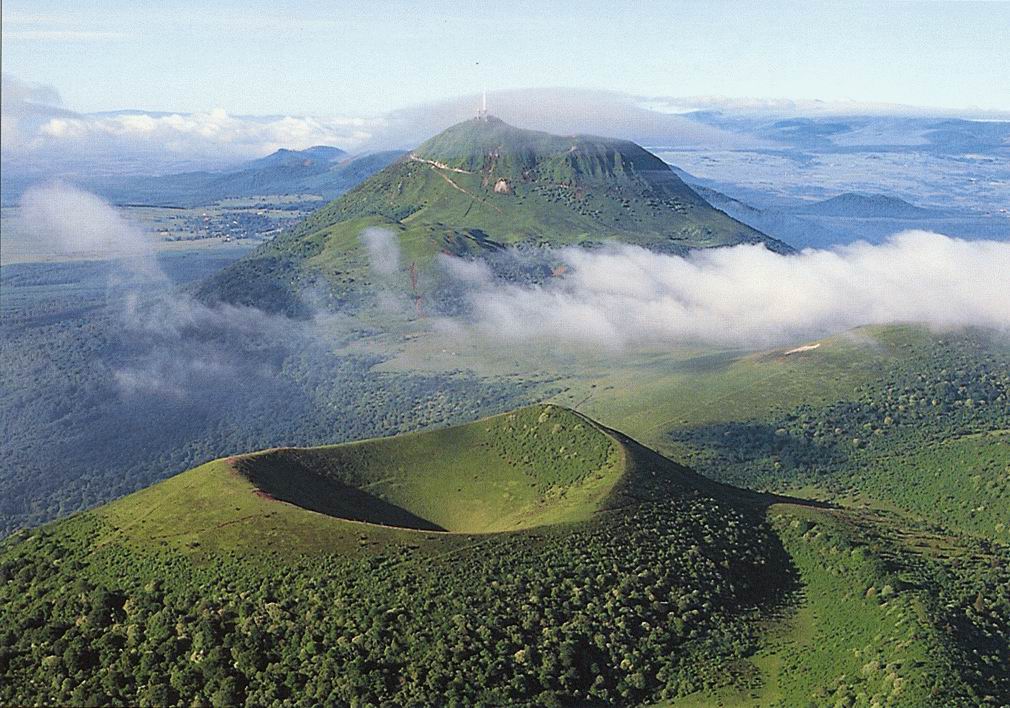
<box><xmin>602</xmin><ymin>424</ymin><xmax>835</xmax><ymax>512</ymax></box>
<box><xmin>662</xmin><ymin>420</ymin><xmax>849</xmax><ymax>507</ymax></box>
<box><xmin>236</xmin><ymin>451</ymin><xmax>446</xmax><ymax>532</ymax></box>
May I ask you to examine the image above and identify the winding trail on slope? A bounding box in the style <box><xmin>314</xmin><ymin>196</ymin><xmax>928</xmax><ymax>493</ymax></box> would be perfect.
<box><xmin>411</xmin><ymin>156</ymin><xmax>504</xmax><ymax>215</ymax></box>
<box><xmin>408</xmin><ymin>155</ymin><xmax>475</xmax><ymax>174</ymax></box>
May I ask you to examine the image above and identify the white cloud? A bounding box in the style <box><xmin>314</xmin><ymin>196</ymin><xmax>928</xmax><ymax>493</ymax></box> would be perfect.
<box><xmin>14</xmin><ymin>183</ymin><xmax>329</xmax><ymax>399</ymax></box>
<box><xmin>438</xmin><ymin>255</ymin><xmax>493</xmax><ymax>285</ymax></box>
<box><xmin>7</xmin><ymin>84</ymin><xmax>762</xmax><ymax>166</ymax></box>
<box><xmin>360</xmin><ymin>227</ymin><xmax>401</xmax><ymax>277</ymax></box>
<box><xmin>359</xmin><ymin>87</ymin><xmax>771</xmax><ymax>152</ymax></box>
<box><xmin>438</xmin><ymin>232</ymin><xmax>1010</xmax><ymax>348</ymax></box>
<box><xmin>2</xmin><ymin>72</ymin><xmax>382</xmax><ymax>174</ymax></box>
<box><xmin>5</xmin><ymin>74</ymin><xmax>1008</xmax><ymax>200</ymax></box>
<box><xmin>32</xmin><ymin>109</ymin><xmax>378</xmax><ymax>160</ymax></box>
<box><xmin>19</xmin><ymin>182</ymin><xmax>159</xmax><ymax>273</ymax></box>
<box><xmin>1</xmin><ymin>73</ymin><xmax>62</xmax><ymax>107</ymax></box>
<box><xmin>1</xmin><ymin>74</ymin><xmax>71</xmax><ymax>153</ymax></box>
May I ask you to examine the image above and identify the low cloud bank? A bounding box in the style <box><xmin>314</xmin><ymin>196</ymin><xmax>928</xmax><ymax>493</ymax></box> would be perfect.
<box><xmin>21</xmin><ymin>182</ymin><xmax>154</xmax><ymax>257</ymax></box>
<box><xmin>437</xmin><ymin>232</ymin><xmax>1010</xmax><ymax>348</ymax></box>
<box><xmin>19</xmin><ymin>182</ymin><xmax>165</xmax><ymax>281</ymax></box>
<box><xmin>17</xmin><ymin>185</ymin><xmax>1009</xmax><ymax>372</ymax></box>
<box><xmin>640</xmin><ymin>95</ymin><xmax>1010</xmax><ymax>119</ymax></box>
<box><xmin>17</xmin><ymin>184</ymin><xmax>328</xmax><ymax>399</ymax></box>
<box><xmin>37</xmin><ymin>109</ymin><xmax>375</xmax><ymax>161</ymax></box>
<box><xmin>2</xmin><ymin>73</ymin><xmax>377</xmax><ymax>172</ymax></box>
<box><xmin>3</xmin><ymin>77</ymin><xmax>771</xmax><ymax>175</ymax></box>
<box><xmin>359</xmin><ymin>87</ymin><xmax>767</xmax><ymax>152</ymax></box>
<box><xmin>113</xmin><ymin>295</ymin><xmax>315</xmax><ymax>400</ymax></box>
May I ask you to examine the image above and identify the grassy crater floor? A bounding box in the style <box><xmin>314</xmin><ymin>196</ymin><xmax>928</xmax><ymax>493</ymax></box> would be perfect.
<box><xmin>233</xmin><ymin>405</ymin><xmax>623</xmax><ymax>533</ymax></box>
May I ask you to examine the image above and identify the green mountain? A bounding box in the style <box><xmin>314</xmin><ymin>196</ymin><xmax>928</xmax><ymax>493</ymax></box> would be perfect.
<box><xmin>3</xmin><ymin>403</ymin><xmax>1005</xmax><ymax>706</ymax></box>
<box><xmin>198</xmin><ymin>117</ymin><xmax>790</xmax><ymax>314</ymax></box>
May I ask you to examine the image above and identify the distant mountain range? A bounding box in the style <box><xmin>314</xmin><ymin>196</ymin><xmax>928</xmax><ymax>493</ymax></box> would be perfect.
<box><xmin>685</xmin><ymin>181</ymin><xmax>1004</xmax><ymax>249</ymax></box>
<box><xmin>684</xmin><ymin>112</ymin><xmax>1010</xmax><ymax>154</ymax></box>
<box><xmin>80</xmin><ymin>147</ymin><xmax>404</xmax><ymax>207</ymax></box>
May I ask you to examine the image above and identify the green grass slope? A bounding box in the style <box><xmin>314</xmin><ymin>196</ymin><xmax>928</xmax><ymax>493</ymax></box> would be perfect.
<box><xmin>198</xmin><ymin>117</ymin><xmax>789</xmax><ymax>313</ymax></box>
<box><xmin>93</xmin><ymin>405</ymin><xmax>632</xmax><ymax>558</ymax></box>
<box><xmin>668</xmin><ymin>502</ymin><xmax>1008</xmax><ymax>707</ymax></box>
<box><xmin>657</xmin><ymin>327</ymin><xmax>1010</xmax><ymax>543</ymax></box>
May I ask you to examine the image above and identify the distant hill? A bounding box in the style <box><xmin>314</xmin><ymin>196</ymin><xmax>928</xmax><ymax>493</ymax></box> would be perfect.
<box><xmin>241</xmin><ymin>145</ymin><xmax>347</xmax><ymax>169</ymax></box>
<box><xmin>84</xmin><ymin>148</ymin><xmax>403</xmax><ymax>207</ymax></box>
<box><xmin>691</xmin><ymin>184</ymin><xmax>841</xmax><ymax>250</ymax></box>
<box><xmin>199</xmin><ymin>116</ymin><xmax>790</xmax><ymax>314</ymax></box>
<box><xmin>685</xmin><ymin>182</ymin><xmax>968</xmax><ymax>249</ymax></box>
<box><xmin>796</xmin><ymin>192</ymin><xmax>937</xmax><ymax>218</ymax></box>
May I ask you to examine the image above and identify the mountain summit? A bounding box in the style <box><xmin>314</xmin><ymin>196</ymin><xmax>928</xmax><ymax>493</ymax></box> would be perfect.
<box><xmin>199</xmin><ymin>117</ymin><xmax>791</xmax><ymax>313</ymax></box>
<box><xmin>412</xmin><ymin>115</ymin><xmax>668</xmax><ymax>174</ymax></box>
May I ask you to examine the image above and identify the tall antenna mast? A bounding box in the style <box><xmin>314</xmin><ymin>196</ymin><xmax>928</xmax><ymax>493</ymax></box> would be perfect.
<box><xmin>478</xmin><ymin>88</ymin><xmax>488</xmax><ymax>121</ymax></box>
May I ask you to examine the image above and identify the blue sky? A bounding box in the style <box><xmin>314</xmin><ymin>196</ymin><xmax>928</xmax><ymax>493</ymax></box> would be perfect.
<box><xmin>3</xmin><ymin>0</ymin><xmax>1009</xmax><ymax>115</ymax></box>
